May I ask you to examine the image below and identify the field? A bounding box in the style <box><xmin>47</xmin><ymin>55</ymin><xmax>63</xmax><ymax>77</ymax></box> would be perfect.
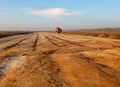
<box><xmin>64</xmin><ymin>28</ymin><xmax>120</xmax><ymax>39</ymax></box>
<box><xmin>0</xmin><ymin>30</ymin><xmax>120</xmax><ymax>87</ymax></box>
<box><xmin>0</xmin><ymin>31</ymin><xmax>31</xmax><ymax>38</ymax></box>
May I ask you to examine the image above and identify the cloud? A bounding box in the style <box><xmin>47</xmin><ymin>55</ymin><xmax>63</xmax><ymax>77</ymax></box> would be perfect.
<box><xmin>25</xmin><ymin>8</ymin><xmax>84</xmax><ymax>19</ymax></box>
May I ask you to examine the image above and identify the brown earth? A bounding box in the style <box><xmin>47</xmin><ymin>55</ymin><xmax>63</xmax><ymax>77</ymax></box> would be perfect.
<box><xmin>0</xmin><ymin>31</ymin><xmax>31</xmax><ymax>38</ymax></box>
<box><xmin>0</xmin><ymin>32</ymin><xmax>120</xmax><ymax>87</ymax></box>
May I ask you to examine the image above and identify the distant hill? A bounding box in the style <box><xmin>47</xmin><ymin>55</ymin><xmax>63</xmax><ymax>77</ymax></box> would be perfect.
<box><xmin>89</xmin><ymin>28</ymin><xmax>120</xmax><ymax>32</ymax></box>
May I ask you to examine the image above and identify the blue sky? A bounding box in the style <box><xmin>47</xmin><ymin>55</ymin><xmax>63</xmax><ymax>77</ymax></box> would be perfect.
<box><xmin>0</xmin><ymin>0</ymin><xmax>120</xmax><ymax>31</ymax></box>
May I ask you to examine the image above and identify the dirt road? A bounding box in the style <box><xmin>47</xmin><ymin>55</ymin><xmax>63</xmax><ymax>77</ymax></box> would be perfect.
<box><xmin>0</xmin><ymin>32</ymin><xmax>120</xmax><ymax>87</ymax></box>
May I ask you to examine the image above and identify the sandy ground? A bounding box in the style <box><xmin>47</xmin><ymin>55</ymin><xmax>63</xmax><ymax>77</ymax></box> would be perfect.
<box><xmin>0</xmin><ymin>32</ymin><xmax>120</xmax><ymax>87</ymax></box>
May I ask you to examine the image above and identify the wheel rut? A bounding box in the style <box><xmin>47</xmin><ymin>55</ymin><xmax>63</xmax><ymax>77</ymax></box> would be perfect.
<box><xmin>0</xmin><ymin>32</ymin><xmax>120</xmax><ymax>87</ymax></box>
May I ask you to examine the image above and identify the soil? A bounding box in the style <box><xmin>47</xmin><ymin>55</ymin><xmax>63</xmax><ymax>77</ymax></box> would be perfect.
<box><xmin>0</xmin><ymin>32</ymin><xmax>120</xmax><ymax>87</ymax></box>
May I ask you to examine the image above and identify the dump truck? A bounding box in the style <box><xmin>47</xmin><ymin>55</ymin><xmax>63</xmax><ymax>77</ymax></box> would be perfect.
<box><xmin>55</xmin><ymin>27</ymin><xmax>62</xmax><ymax>33</ymax></box>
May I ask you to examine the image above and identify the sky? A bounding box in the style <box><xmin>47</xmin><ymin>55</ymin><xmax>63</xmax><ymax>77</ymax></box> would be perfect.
<box><xmin>0</xmin><ymin>0</ymin><xmax>120</xmax><ymax>31</ymax></box>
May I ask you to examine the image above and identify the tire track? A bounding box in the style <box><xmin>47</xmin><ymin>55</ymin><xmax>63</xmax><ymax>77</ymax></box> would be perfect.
<box><xmin>0</xmin><ymin>50</ymin><xmax>67</xmax><ymax>87</ymax></box>
<box><xmin>35</xmin><ymin>33</ymin><xmax>58</xmax><ymax>50</ymax></box>
<box><xmin>47</xmin><ymin>34</ymin><xmax>86</xmax><ymax>47</ymax></box>
<box><xmin>48</xmin><ymin>33</ymin><xmax>119</xmax><ymax>51</ymax></box>
<box><xmin>0</xmin><ymin>35</ymin><xmax>26</xmax><ymax>44</ymax></box>
<box><xmin>0</xmin><ymin>35</ymin><xmax>29</xmax><ymax>50</ymax></box>
<box><xmin>44</xmin><ymin>34</ymin><xmax>72</xmax><ymax>47</ymax></box>
<box><xmin>0</xmin><ymin>32</ymin><xmax>120</xmax><ymax>87</ymax></box>
<box><xmin>32</xmin><ymin>33</ymin><xmax>39</xmax><ymax>51</ymax></box>
<box><xmin>6</xmin><ymin>33</ymin><xmax>39</xmax><ymax>51</ymax></box>
<box><xmin>78</xmin><ymin>53</ymin><xmax>120</xmax><ymax>83</ymax></box>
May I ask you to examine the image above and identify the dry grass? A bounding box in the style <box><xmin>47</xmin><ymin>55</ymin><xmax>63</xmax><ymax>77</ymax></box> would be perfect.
<box><xmin>64</xmin><ymin>28</ymin><xmax>120</xmax><ymax>39</ymax></box>
<box><xmin>0</xmin><ymin>49</ymin><xmax>66</xmax><ymax>87</ymax></box>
